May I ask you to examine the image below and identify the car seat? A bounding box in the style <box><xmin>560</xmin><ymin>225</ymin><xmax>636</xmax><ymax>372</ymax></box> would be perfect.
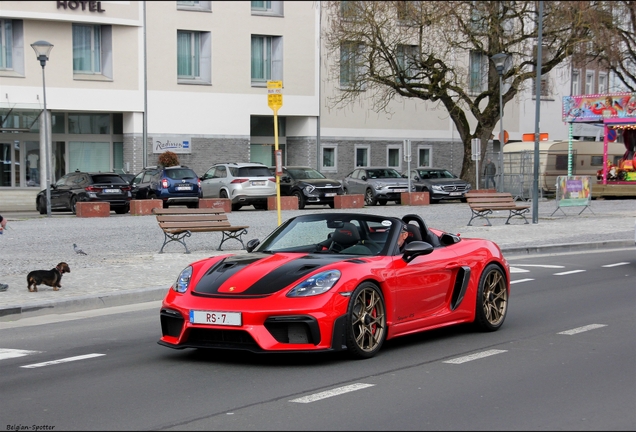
<box><xmin>404</xmin><ymin>224</ymin><xmax>422</xmax><ymax>245</ymax></box>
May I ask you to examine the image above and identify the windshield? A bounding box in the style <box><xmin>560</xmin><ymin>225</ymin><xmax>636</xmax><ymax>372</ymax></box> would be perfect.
<box><xmin>287</xmin><ymin>168</ymin><xmax>326</xmax><ymax>179</ymax></box>
<box><xmin>416</xmin><ymin>169</ymin><xmax>456</xmax><ymax>179</ymax></box>
<box><xmin>367</xmin><ymin>169</ymin><xmax>402</xmax><ymax>179</ymax></box>
<box><xmin>254</xmin><ymin>214</ymin><xmax>400</xmax><ymax>256</ymax></box>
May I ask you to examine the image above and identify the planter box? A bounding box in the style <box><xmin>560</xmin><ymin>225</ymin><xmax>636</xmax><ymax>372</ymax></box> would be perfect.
<box><xmin>400</xmin><ymin>192</ymin><xmax>430</xmax><ymax>206</ymax></box>
<box><xmin>130</xmin><ymin>199</ymin><xmax>163</xmax><ymax>216</ymax></box>
<box><xmin>267</xmin><ymin>195</ymin><xmax>298</xmax><ymax>211</ymax></box>
<box><xmin>199</xmin><ymin>198</ymin><xmax>232</xmax><ymax>213</ymax></box>
<box><xmin>76</xmin><ymin>202</ymin><xmax>110</xmax><ymax>218</ymax></box>
<box><xmin>334</xmin><ymin>194</ymin><xmax>365</xmax><ymax>209</ymax></box>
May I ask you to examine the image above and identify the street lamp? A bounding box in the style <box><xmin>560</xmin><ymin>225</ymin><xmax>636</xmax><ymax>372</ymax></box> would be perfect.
<box><xmin>491</xmin><ymin>52</ymin><xmax>508</xmax><ymax>193</ymax></box>
<box><xmin>31</xmin><ymin>40</ymin><xmax>54</xmax><ymax>218</ymax></box>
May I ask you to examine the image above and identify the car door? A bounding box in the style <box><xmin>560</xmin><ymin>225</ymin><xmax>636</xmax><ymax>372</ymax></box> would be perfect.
<box><xmin>279</xmin><ymin>168</ymin><xmax>293</xmax><ymax>196</ymax></box>
<box><xmin>208</xmin><ymin>165</ymin><xmax>226</xmax><ymax>197</ymax></box>
<box><xmin>130</xmin><ymin>170</ymin><xmax>154</xmax><ymax>199</ymax></box>
<box><xmin>346</xmin><ymin>169</ymin><xmax>364</xmax><ymax>194</ymax></box>
<box><xmin>199</xmin><ymin>166</ymin><xmax>216</xmax><ymax>198</ymax></box>
<box><xmin>50</xmin><ymin>174</ymin><xmax>71</xmax><ymax>209</ymax></box>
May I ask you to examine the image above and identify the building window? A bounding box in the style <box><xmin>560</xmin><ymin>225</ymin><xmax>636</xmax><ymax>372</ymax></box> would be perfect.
<box><xmin>73</xmin><ymin>24</ymin><xmax>112</xmax><ymax>79</ymax></box>
<box><xmin>355</xmin><ymin>145</ymin><xmax>369</xmax><ymax>167</ymax></box>
<box><xmin>0</xmin><ymin>19</ymin><xmax>24</xmax><ymax>76</ymax></box>
<box><xmin>176</xmin><ymin>1</ymin><xmax>211</xmax><ymax>11</ymax></box>
<box><xmin>177</xmin><ymin>30</ymin><xmax>211</xmax><ymax>84</ymax></box>
<box><xmin>251</xmin><ymin>1</ymin><xmax>283</xmax><ymax>16</ymax></box>
<box><xmin>397</xmin><ymin>44</ymin><xmax>419</xmax><ymax>82</ymax></box>
<box><xmin>251</xmin><ymin>35</ymin><xmax>283</xmax><ymax>86</ymax></box>
<box><xmin>68</xmin><ymin>114</ymin><xmax>110</xmax><ymax>134</ymax></box>
<box><xmin>387</xmin><ymin>147</ymin><xmax>401</xmax><ymax>168</ymax></box>
<box><xmin>341</xmin><ymin>1</ymin><xmax>363</xmax><ymax>20</ymax></box>
<box><xmin>340</xmin><ymin>41</ymin><xmax>365</xmax><ymax>89</ymax></box>
<box><xmin>585</xmin><ymin>71</ymin><xmax>594</xmax><ymax>95</ymax></box>
<box><xmin>598</xmin><ymin>73</ymin><xmax>607</xmax><ymax>94</ymax></box>
<box><xmin>418</xmin><ymin>146</ymin><xmax>431</xmax><ymax>167</ymax></box>
<box><xmin>469</xmin><ymin>50</ymin><xmax>486</xmax><ymax>94</ymax></box>
<box><xmin>321</xmin><ymin>146</ymin><xmax>337</xmax><ymax>172</ymax></box>
<box><xmin>572</xmin><ymin>69</ymin><xmax>580</xmax><ymax>95</ymax></box>
<box><xmin>0</xmin><ymin>19</ymin><xmax>13</xmax><ymax>70</ymax></box>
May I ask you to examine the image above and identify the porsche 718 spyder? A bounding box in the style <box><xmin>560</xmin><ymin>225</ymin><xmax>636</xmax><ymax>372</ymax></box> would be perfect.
<box><xmin>159</xmin><ymin>212</ymin><xmax>510</xmax><ymax>359</ymax></box>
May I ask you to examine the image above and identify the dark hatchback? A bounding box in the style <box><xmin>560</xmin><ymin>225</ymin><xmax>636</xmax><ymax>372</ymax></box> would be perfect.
<box><xmin>130</xmin><ymin>165</ymin><xmax>201</xmax><ymax>208</ymax></box>
<box><xmin>270</xmin><ymin>166</ymin><xmax>343</xmax><ymax>209</ymax></box>
<box><xmin>36</xmin><ymin>171</ymin><xmax>132</xmax><ymax>215</ymax></box>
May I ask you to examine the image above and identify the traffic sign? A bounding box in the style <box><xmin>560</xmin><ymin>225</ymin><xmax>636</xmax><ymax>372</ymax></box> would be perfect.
<box><xmin>267</xmin><ymin>81</ymin><xmax>283</xmax><ymax>110</ymax></box>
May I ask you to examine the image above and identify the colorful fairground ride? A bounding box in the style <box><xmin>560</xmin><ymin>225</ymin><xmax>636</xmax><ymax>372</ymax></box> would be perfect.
<box><xmin>563</xmin><ymin>92</ymin><xmax>636</xmax><ymax>196</ymax></box>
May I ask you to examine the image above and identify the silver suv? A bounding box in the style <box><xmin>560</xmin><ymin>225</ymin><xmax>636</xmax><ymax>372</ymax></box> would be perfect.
<box><xmin>200</xmin><ymin>162</ymin><xmax>276</xmax><ymax>211</ymax></box>
<box><xmin>343</xmin><ymin>167</ymin><xmax>415</xmax><ymax>206</ymax></box>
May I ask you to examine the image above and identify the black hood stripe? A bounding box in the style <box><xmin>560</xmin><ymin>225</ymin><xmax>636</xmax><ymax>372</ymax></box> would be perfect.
<box><xmin>194</xmin><ymin>254</ymin><xmax>353</xmax><ymax>296</ymax></box>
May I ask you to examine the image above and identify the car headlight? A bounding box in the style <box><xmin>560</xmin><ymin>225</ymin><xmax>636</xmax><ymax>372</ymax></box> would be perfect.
<box><xmin>173</xmin><ymin>266</ymin><xmax>193</xmax><ymax>293</ymax></box>
<box><xmin>371</xmin><ymin>182</ymin><xmax>383</xmax><ymax>190</ymax></box>
<box><xmin>303</xmin><ymin>184</ymin><xmax>315</xmax><ymax>194</ymax></box>
<box><xmin>287</xmin><ymin>270</ymin><xmax>341</xmax><ymax>297</ymax></box>
<box><xmin>432</xmin><ymin>185</ymin><xmax>443</xmax><ymax>191</ymax></box>
<box><xmin>465</xmin><ymin>184</ymin><xmax>472</xmax><ymax>190</ymax></box>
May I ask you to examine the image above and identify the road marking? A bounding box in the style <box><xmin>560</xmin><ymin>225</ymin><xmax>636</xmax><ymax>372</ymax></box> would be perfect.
<box><xmin>289</xmin><ymin>383</ymin><xmax>375</xmax><ymax>403</ymax></box>
<box><xmin>21</xmin><ymin>353</ymin><xmax>105</xmax><ymax>369</ymax></box>
<box><xmin>509</xmin><ymin>267</ymin><xmax>530</xmax><ymax>273</ymax></box>
<box><xmin>554</xmin><ymin>270</ymin><xmax>586</xmax><ymax>276</ymax></box>
<box><xmin>558</xmin><ymin>324</ymin><xmax>607</xmax><ymax>335</ymax></box>
<box><xmin>509</xmin><ymin>264</ymin><xmax>565</xmax><ymax>268</ymax></box>
<box><xmin>0</xmin><ymin>348</ymin><xmax>41</xmax><ymax>360</ymax></box>
<box><xmin>443</xmin><ymin>349</ymin><xmax>507</xmax><ymax>364</ymax></box>
<box><xmin>601</xmin><ymin>262</ymin><xmax>630</xmax><ymax>268</ymax></box>
<box><xmin>511</xmin><ymin>278</ymin><xmax>534</xmax><ymax>284</ymax></box>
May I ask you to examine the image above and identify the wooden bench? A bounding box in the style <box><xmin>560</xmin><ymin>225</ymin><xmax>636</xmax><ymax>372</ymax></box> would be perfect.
<box><xmin>152</xmin><ymin>208</ymin><xmax>249</xmax><ymax>254</ymax></box>
<box><xmin>465</xmin><ymin>191</ymin><xmax>530</xmax><ymax>226</ymax></box>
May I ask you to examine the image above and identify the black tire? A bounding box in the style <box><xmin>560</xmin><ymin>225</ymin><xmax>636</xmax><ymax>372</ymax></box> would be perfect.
<box><xmin>253</xmin><ymin>203</ymin><xmax>266</xmax><ymax>210</ymax></box>
<box><xmin>474</xmin><ymin>263</ymin><xmax>508</xmax><ymax>331</ymax></box>
<box><xmin>343</xmin><ymin>187</ymin><xmax>349</xmax><ymax>195</ymax></box>
<box><xmin>231</xmin><ymin>203</ymin><xmax>242</xmax><ymax>211</ymax></box>
<box><xmin>293</xmin><ymin>190</ymin><xmax>306</xmax><ymax>209</ymax></box>
<box><xmin>364</xmin><ymin>189</ymin><xmax>377</xmax><ymax>206</ymax></box>
<box><xmin>114</xmin><ymin>206</ymin><xmax>128</xmax><ymax>214</ymax></box>
<box><xmin>378</xmin><ymin>199</ymin><xmax>388</xmax><ymax>206</ymax></box>
<box><xmin>37</xmin><ymin>196</ymin><xmax>47</xmax><ymax>215</ymax></box>
<box><xmin>162</xmin><ymin>200</ymin><xmax>169</xmax><ymax>209</ymax></box>
<box><xmin>186</xmin><ymin>202</ymin><xmax>199</xmax><ymax>209</ymax></box>
<box><xmin>70</xmin><ymin>196</ymin><xmax>78</xmax><ymax>215</ymax></box>
<box><xmin>220</xmin><ymin>190</ymin><xmax>229</xmax><ymax>199</ymax></box>
<box><xmin>328</xmin><ymin>202</ymin><xmax>335</xmax><ymax>208</ymax></box>
<box><xmin>346</xmin><ymin>282</ymin><xmax>387</xmax><ymax>359</ymax></box>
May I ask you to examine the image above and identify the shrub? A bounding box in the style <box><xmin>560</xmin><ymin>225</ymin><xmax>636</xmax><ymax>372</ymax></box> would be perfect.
<box><xmin>158</xmin><ymin>151</ymin><xmax>179</xmax><ymax>167</ymax></box>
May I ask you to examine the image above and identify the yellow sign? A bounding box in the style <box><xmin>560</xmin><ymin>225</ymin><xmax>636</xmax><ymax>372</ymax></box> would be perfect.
<box><xmin>267</xmin><ymin>81</ymin><xmax>283</xmax><ymax>110</ymax></box>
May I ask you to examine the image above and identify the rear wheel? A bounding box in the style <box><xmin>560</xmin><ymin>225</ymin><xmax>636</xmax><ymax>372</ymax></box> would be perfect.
<box><xmin>328</xmin><ymin>202</ymin><xmax>335</xmax><ymax>208</ymax></box>
<box><xmin>114</xmin><ymin>206</ymin><xmax>128</xmax><ymax>214</ymax></box>
<box><xmin>231</xmin><ymin>203</ymin><xmax>242</xmax><ymax>211</ymax></box>
<box><xmin>364</xmin><ymin>189</ymin><xmax>377</xmax><ymax>206</ymax></box>
<box><xmin>70</xmin><ymin>196</ymin><xmax>78</xmax><ymax>215</ymax></box>
<box><xmin>378</xmin><ymin>199</ymin><xmax>388</xmax><ymax>206</ymax></box>
<box><xmin>346</xmin><ymin>282</ymin><xmax>386</xmax><ymax>359</ymax></box>
<box><xmin>220</xmin><ymin>190</ymin><xmax>229</xmax><ymax>199</ymax></box>
<box><xmin>37</xmin><ymin>196</ymin><xmax>47</xmax><ymax>215</ymax></box>
<box><xmin>293</xmin><ymin>190</ymin><xmax>306</xmax><ymax>209</ymax></box>
<box><xmin>474</xmin><ymin>264</ymin><xmax>508</xmax><ymax>331</ymax></box>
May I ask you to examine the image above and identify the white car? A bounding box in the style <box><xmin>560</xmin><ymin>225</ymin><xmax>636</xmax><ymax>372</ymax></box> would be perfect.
<box><xmin>200</xmin><ymin>162</ymin><xmax>276</xmax><ymax>211</ymax></box>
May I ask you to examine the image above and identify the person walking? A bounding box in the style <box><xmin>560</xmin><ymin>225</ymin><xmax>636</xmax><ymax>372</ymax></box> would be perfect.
<box><xmin>484</xmin><ymin>158</ymin><xmax>497</xmax><ymax>189</ymax></box>
<box><xmin>0</xmin><ymin>214</ymin><xmax>8</xmax><ymax>291</ymax></box>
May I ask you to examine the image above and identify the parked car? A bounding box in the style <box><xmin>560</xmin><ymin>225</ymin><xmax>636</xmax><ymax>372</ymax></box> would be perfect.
<box><xmin>404</xmin><ymin>167</ymin><xmax>472</xmax><ymax>203</ymax></box>
<box><xmin>200</xmin><ymin>162</ymin><xmax>275</xmax><ymax>211</ymax></box>
<box><xmin>119</xmin><ymin>173</ymin><xmax>136</xmax><ymax>183</ymax></box>
<box><xmin>342</xmin><ymin>167</ymin><xmax>415</xmax><ymax>206</ymax></box>
<box><xmin>269</xmin><ymin>166</ymin><xmax>343</xmax><ymax>209</ymax></box>
<box><xmin>130</xmin><ymin>165</ymin><xmax>201</xmax><ymax>208</ymax></box>
<box><xmin>158</xmin><ymin>212</ymin><xmax>510</xmax><ymax>359</ymax></box>
<box><xmin>35</xmin><ymin>170</ymin><xmax>132</xmax><ymax>215</ymax></box>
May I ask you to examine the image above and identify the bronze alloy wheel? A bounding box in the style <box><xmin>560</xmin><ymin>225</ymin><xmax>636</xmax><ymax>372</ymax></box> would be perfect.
<box><xmin>475</xmin><ymin>263</ymin><xmax>508</xmax><ymax>331</ymax></box>
<box><xmin>346</xmin><ymin>282</ymin><xmax>386</xmax><ymax>359</ymax></box>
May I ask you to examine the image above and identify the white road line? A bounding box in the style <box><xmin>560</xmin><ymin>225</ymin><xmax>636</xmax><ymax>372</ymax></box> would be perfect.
<box><xmin>0</xmin><ymin>348</ymin><xmax>41</xmax><ymax>360</ymax></box>
<box><xmin>21</xmin><ymin>353</ymin><xmax>105</xmax><ymax>369</ymax></box>
<box><xmin>509</xmin><ymin>267</ymin><xmax>530</xmax><ymax>273</ymax></box>
<box><xmin>443</xmin><ymin>349</ymin><xmax>507</xmax><ymax>364</ymax></box>
<box><xmin>289</xmin><ymin>383</ymin><xmax>375</xmax><ymax>403</ymax></box>
<box><xmin>554</xmin><ymin>270</ymin><xmax>586</xmax><ymax>276</ymax></box>
<box><xmin>602</xmin><ymin>262</ymin><xmax>630</xmax><ymax>268</ymax></box>
<box><xmin>511</xmin><ymin>278</ymin><xmax>534</xmax><ymax>284</ymax></box>
<box><xmin>509</xmin><ymin>264</ymin><xmax>565</xmax><ymax>268</ymax></box>
<box><xmin>558</xmin><ymin>324</ymin><xmax>607</xmax><ymax>335</ymax></box>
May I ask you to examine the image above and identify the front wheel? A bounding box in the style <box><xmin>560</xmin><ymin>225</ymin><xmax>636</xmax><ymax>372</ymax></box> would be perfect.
<box><xmin>474</xmin><ymin>263</ymin><xmax>508</xmax><ymax>331</ymax></box>
<box><xmin>364</xmin><ymin>189</ymin><xmax>377</xmax><ymax>206</ymax></box>
<box><xmin>293</xmin><ymin>190</ymin><xmax>306</xmax><ymax>209</ymax></box>
<box><xmin>70</xmin><ymin>196</ymin><xmax>78</xmax><ymax>215</ymax></box>
<box><xmin>346</xmin><ymin>282</ymin><xmax>387</xmax><ymax>359</ymax></box>
<box><xmin>37</xmin><ymin>196</ymin><xmax>47</xmax><ymax>215</ymax></box>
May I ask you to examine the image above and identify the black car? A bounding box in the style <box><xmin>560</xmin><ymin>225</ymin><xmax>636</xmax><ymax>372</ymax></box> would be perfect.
<box><xmin>35</xmin><ymin>171</ymin><xmax>132</xmax><ymax>215</ymax></box>
<box><xmin>270</xmin><ymin>166</ymin><xmax>343</xmax><ymax>209</ymax></box>
<box><xmin>130</xmin><ymin>165</ymin><xmax>201</xmax><ymax>208</ymax></box>
<box><xmin>404</xmin><ymin>167</ymin><xmax>472</xmax><ymax>203</ymax></box>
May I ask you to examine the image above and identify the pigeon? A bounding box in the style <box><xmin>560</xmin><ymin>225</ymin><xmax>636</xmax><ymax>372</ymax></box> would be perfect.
<box><xmin>73</xmin><ymin>243</ymin><xmax>88</xmax><ymax>255</ymax></box>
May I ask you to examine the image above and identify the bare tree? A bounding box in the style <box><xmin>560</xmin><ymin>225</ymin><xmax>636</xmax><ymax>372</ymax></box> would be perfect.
<box><xmin>321</xmin><ymin>1</ymin><xmax>603</xmax><ymax>182</ymax></box>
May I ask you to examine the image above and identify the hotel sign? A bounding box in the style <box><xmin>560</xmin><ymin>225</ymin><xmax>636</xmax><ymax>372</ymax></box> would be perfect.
<box><xmin>153</xmin><ymin>137</ymin><xmax>192</xmax><ymax>154</ymax></box>
<box><xmin>57</xmin><ymin>1</ymin><xmax>106</xmax><ymax>13</ymax></box>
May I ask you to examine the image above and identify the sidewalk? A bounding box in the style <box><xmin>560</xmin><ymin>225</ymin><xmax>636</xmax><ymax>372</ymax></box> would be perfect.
<box><xmin>1</xmin><ymin>199</ymin><xmax>634</xmax><ymax>322</ymax></box>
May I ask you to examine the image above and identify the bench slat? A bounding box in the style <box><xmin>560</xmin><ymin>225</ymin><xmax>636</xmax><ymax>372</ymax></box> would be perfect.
<box><xmin>465</xmin><ymin>191</ymin><xmax>529</xmax><ymax>226</ymax></box>
<box><xmin>156</xmin><ymin>214</ymin><xmax>230</xmax><ymax>223</ymax></box>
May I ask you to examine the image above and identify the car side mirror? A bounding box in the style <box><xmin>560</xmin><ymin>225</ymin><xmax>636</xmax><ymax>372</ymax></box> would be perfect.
<box><xmin>413</xmin><ymin>176</ymin><xmax>420</xmax><ymax>181</ymax></box>
<box><xmin>361</xmin><ymin>175</ymin><xmax>367</xmax><ymax>181</ymax></box>
<box><xmin>246</xmin><ymin>238</ymin><xmax>260</xmax><ymax>253</ymax></box>
<box><xmin>402</xmin><ymin>241</ymin><xmax>434</xmax><ymax>263</ymax></box>
<box><xmin>281</xmin><ymin>176</ymin><xmax>291</xmax><ymax>183</ymax></box>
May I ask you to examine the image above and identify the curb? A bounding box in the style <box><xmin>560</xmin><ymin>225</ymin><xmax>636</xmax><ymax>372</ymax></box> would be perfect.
<box><xmin>1</xmin><ymin>240</ymin><xmax>634</xmax><ymax>322</ymax></box>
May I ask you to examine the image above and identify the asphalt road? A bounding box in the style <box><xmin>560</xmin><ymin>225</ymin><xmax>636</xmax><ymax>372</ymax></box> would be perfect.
<box><xmin>0</xmin><ymin>249</ymin><xmax>634</xmax><ymax>431</ymax></box>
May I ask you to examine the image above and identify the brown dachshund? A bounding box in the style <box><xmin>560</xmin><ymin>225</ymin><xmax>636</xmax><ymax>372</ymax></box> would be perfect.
<box><xmin>26</xmin><ymin>262</ymin><xmax>71</xmax><ymax>292</ymax></box>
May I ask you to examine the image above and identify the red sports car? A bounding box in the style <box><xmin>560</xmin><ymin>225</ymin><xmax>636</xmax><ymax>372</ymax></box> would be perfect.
<box><xmin>159</xmin><ymin>212</ymin><xmax>510</xmax><ymax>359</ymax></box>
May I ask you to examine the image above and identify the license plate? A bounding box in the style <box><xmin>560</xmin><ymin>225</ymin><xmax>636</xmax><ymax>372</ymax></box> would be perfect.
<box><xmin>176</xmin><ymin>185</ymin><xmax>192</xmax><ymax>191</ymax></box>
<box><xmin>325</xmin><ymin>193</ymin><xmax>337</xmax><ymax>197</ymax></box>
<box><xmin>251</xmin><ymin>181</ymin><xmax>266</xmax><ymax>186</ymax></box>
<box><xmin>393</xmin><ymin>188</ymin><xmax>408</xmax><ymax>193</ymax></box>
<box><xmin>190</xmin><ymin>310</ymin><xmax>242</xmax><ymax>326</ymax></box>
<box><xmin>450</xmin><ymin>192</ymin><xmax>462</xmax><ymax>196</ymax></box>
<box><xmin>104</xmin><ymin>189</ymin><xmax>120</xmax><ymax>193</ymax></box>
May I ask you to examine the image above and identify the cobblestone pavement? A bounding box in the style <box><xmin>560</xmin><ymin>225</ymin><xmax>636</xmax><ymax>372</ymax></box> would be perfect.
<box><xmin>0</xmin><ymin>198</ymin><xmax>634</xmax><ymax>322</ymax></box>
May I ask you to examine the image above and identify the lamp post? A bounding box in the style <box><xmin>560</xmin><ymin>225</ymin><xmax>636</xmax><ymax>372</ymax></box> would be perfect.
<box><xmin>31</xmin><ymin>40</ymin><xmax>54</xmax><ymax>218</ymax></box>
<box><xmin>491</xmin><ymin>52</ymin><xmax>508</xmax><ymax>193</ymax></box>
